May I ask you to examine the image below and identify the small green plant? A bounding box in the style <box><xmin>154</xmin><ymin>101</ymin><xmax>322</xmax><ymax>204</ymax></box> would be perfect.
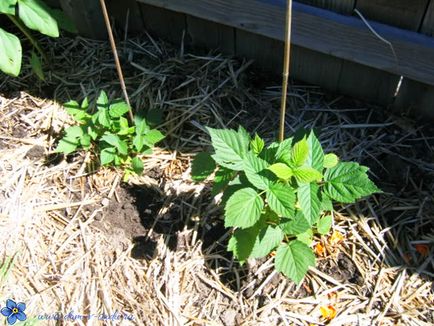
<box><xmin>0</xmin><ymin>0</ymin><xmax>75</xmax><ymax>78</ymax></box>
<box><xmin>56</xmin><ymin>90</ymin><xmax>165</xmax><ymax>179</ymax></box>
<box><xmin>192</xmin><ymin>127</ymin><xmax>380</xmax><ymax>284</ymax></box>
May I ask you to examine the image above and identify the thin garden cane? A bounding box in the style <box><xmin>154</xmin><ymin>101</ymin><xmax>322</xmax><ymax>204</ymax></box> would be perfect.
<box><xmin>279</xmin><ymin>0</ymin><xmax>293</xmax><ymax>142</ymax></box>
<box><xmin>98</xmin><ymin>0</ymin><xmax>134</xmax><ymax>122</ymax></box>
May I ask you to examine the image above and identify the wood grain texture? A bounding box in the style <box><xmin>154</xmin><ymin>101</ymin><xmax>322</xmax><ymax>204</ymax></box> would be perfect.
<box><xmin>139</xmin><ymin>4</ymin><xmax>186</xmax><ymax>44</ymax></box>
<box><xmin>59</xmin><ymin>0</ymin><xmax>107</xmax><ymax>39</ymax></box>
<box><xmin>356</xmin><ymin>0</ymin><xmax>429</xmax><ymax>31</ymax></box>
<box><xmin>187</xmin><ymin>15</ymin><xmax>235</xmax><ymax>54</ymax></box>
<box><xmin>136</xmin><ymin>0</ymin><xmax>434</xmax><ymax>87</ymax></box>
<box><xmin>393</xmin><ymin>78</ymin><xmax>434</xmax><ymax>118</ymax></box>
<box><xmin>108</xmin><ymin>0</ymin><xmax>144</xmax><ymax>33</ymax></box>
<box><xmin>296</xmin><ymin>0</ymin><xmax>354</xmax><ymax>14</ymax></box>
<box><xmin>421</xmin><ymin>0</ymin><xmax>434</xmax><ymax>36</ymax></box>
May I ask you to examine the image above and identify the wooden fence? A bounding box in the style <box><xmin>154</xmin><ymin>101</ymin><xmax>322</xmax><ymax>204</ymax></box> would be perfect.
<box><xmin>57</xmin><ymin>0</ymin><xmax>434</xmax><ymax>118</ymax></box>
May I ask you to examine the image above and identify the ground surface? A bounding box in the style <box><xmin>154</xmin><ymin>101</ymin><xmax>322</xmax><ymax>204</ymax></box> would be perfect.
<box><xmin>0</xmin><ymin>33</ymin><xmax>433</xmax><ymax>325</ymax></box>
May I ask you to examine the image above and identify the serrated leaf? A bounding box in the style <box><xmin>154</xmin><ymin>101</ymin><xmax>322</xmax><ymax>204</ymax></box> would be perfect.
<box><xmin>97</xmin><ymin>108</ymin><xmax>111</xmax><ymax>128</ymax></box>
<box><xmin>55</xmin><ymin>136</ymin><xmax>78</xmax><ymax>154</ymax></box>
<box><xmin>260</xmin><ymin>142</ymin><xmax>279</xmax><ymax>164</ymax></box>
<box><xmin>268</xmin><ymin>162</ymin><xmax>293</xmax><ymax>180</ymax></box>
<box><xmin>64</xmin><ymin>100</ymin><xmax>89</xmax><ymax>123</ymax></box>
<box><xmin>279</xmin><ymin>211</ymin><xmax>310</xmax><ymax>235</ymax></box>
<box><xmin>323</xmin><ymin>153</ymin><xmax>339</xmax><ymax>168</ymax></box>
<box><xmin>81</xmin><ymin>97</ymin><xmax>89</xmax><ymax>109</ymax></box>
<box><xmin>80</xmin><ymin>134</ymin><xmax>91</xmax><ymax>148</ymax></box>
<box><xmin>275</xmin><ymin>241</ymin><xmax>315</xmax><ymax>284</ymax></box>
<box><xmin>0</xmin><ymin>27</ymin><xmax>22</xmax><ymax>76</ymax></box>
<box><xmin>135</xmin><ymin>115</ymin><xmax>150</xmax><ymax>135</ymax></box>
<box><xmin>143</xmin><ymin>129</ymin><xmax>165</xmax><ymax>146</ymax></box>
<box><xmin>18</xmin><ymin>0</ymin><xmax>59</xmax><ymax>37</ymax></box>
<box><xmin>306</xmin><ymin>131</ymin><xmax>324</xmax><ymax>171</ymax></box>
<box><xmin>101</xmin><ymin>133</ymin><xmax>128</xmax><ymax>155</ymax></box>
<box><xmin>109</xmin><ymin>100</ymin><xmax>130</xmax><ymax>118</ymax></box>
<box><xmin>100</xmin><ymin>147</ymin><xmax>116</xmax><ymax>165</ymax></box>
<box><xmin>0</xmin><ymin>0</ymin><xmax>17</xmax><ymax>15</ymax></box>
<box><xmin>48</xmin><ymin>8</ymin><xmax>77</xmax><ymax>33</ymax></box>
<box><xmin>275</xmin><ymin>138</ymin><xmax>293</xmax><ymax>164</ymax></box>
<box><xmin>228</xmin><ymin>225</ymin><xmax>259</xmax><ymax>262</ymax></box>
<box><xmin>250</xmin><ymin>225</ymin><xmax>284</xmax><ymax>258</ymax></box>
<box><xmin>224</xmin><ymin>188</ymin><xmax>264</xmax><ymax>229</ymax></box>
<box><xmin>298</xmin><ymin>183</ymin><xmax>321</xmax><ymax>226</ymax></box>
<box><xmin>291</xmin><ymin>137</ymin><xmax>309</xmax><ymax>167</ymax></box>
<box><xmin>250</xmin><ymin>133</ymin><xmax>264</xmax><ymax>154</ymax></box>
<box><xmin>191</xmin><ymin>152</ymin><xmax>216</xmax><ymax>182</ymax></box>
<box><xmin>30</xmin><ymin>50</ymin><xmax>44</xmax><ymax>80</ymax></box>
<box><xmin>324</xmin><ymin>162</ymin><xmax>380</xmax><ymax>203</ymax></box>
<box><xmin>266</xmin><ymin>182</ymin><xmax>295</xmax><ymax>218</ymax></box>
<box><xmin>243</xmin><ymin>151</ymin><xmax>274</xmax><ymax>190</ymax></box>
<box><xmin>321</xmin><ymin>192</ymin><xmax>333</xmax><ymax>211</ymax></box>
<box><xmin>293</xmin><ymin>167</ymin><xmax>323</xmax><ymax>184</ymax></box>
<box><xmin>208</xmin><ymin>127</ymin><xmax>249</xmax><ymax>170</ymax></box>
<box><xmin>133</xmin><ymin>134</ymin><xmax>144</xmax><ymax>152</ymax></box>
<box><xmin>211</xmin><ymin>167</ymin><xmax>235</xmax><ymax>196</ymax></box>
<box><xmin>131</xmin><ymin>156</ymin><xmax>144</xmax><ymax>175</ymax></box>
<box><xmin>317</xmin><ymin>215</ymin><xmax>332</xmax><ymax>235</ymax></box>
<box><xmin>96</xmin><ymin>90</ymin><xmax>109</xmax><ymax>109</ymax></box>
<box><xmin>296</xmin><ymin>229</ymin><xmax>313</xmax><ymax>245</ymax></box>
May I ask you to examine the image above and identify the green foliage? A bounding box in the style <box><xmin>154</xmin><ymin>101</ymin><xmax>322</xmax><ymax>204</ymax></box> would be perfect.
<box><xmin>0</xmin><ymin>0</ymin><xmax>75</xmax><ymax>77</ymax></box>
<box><xmin>191</xmin><ymin>127</ymin><xmax>380</xmax><ymax>284</ymax></box>
<box><xmin>56</xmin><ymin>91</ymin><xmax>165</xmax><ymax>178</ymax></box>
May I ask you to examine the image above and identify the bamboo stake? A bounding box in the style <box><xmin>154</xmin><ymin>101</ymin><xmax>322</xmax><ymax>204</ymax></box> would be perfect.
<box><xmin>98</xmin><ymin>0</ymin><xmax>134</xmax><ymax>122</ymax></box>
<box><xmin>279</xmin><ymin>0</ymin><xmax>293</xmax><ymax>142</ymax></box>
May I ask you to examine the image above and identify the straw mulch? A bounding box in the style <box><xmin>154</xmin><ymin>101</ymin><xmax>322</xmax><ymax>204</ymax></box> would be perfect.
<box><xmin>0</xmin><ymin>33</ymin><xmax>433</xmax><ymax>326</ymax></box>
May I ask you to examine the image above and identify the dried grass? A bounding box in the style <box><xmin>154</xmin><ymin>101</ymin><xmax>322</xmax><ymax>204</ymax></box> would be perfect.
<box><xmin>0</xmin><ymin>33</ymin><xmax>433</xmax><ymax>325</ymax></box>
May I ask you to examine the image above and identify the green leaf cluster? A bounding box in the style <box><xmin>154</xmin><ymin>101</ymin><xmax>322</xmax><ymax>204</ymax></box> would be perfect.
<box><xmin>191</xmin><ymin>127</ymin><xmax>380</xmax><ymax>284</ymax></box>
<box><xmin>0</xmin><ymin>0</ymin><xmax>76</xmax><ymax>77</ymax></box>
<box><xmin>56</xmin><ymin>90</ymin><xmax>165</xmax><ymax>178</ymax></box>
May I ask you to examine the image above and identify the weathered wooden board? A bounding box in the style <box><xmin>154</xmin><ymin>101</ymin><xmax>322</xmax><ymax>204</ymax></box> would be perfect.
<box><xmin>108</xmin><ymin>0</ymin><xmax>144</xmax><ymax>33</ymax></box>
<box><xmin>393</xmin><ymin>79</ymin><xmax>434</xmax><ymax>118</ymax></box>
<box><xmin>139</xmin><ymin>4</ymin><xmax>186</xmax><ymax>44</ymax></box>
<box><xmin>296</xmin><ymin>0</ymin><xmax>355</xmax><ymax>14</ymax></box>
<box><xmin>59</xmin><ymin>0</ymin><xmax>106</xmax><ymax>39</ymax></box>
<box><xmin>356</xmin><ymin>0</ymin><xmax>429</xmax><ymax>31</ymax></box>
<box><xmin>187</xmin><ymin>15</ymin><xmax>235</xmax><ymax>54</ymax></box>
<box><xmin>421</xmin><ymin>0</ymin><xmax>434</xmax><ymax>36</ymax></box>
<box><xmin>136</xmin><ymin>0</ymin><xmax>434</xmax><ymax>87</ymax></box>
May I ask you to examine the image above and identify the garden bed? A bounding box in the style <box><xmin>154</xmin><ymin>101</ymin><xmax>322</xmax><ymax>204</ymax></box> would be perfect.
<box><xmin>0</xmin><ymin>33</ymin><xmax>433</xmax><ymax>325</ymax></box>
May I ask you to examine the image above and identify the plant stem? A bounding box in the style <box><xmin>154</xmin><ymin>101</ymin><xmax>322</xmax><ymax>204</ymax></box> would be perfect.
<box><xmin>278</xmin><ymin>0</ymin><xmax>293</xmax><ymax>142</ymax></box>
<box><xmin>98</xmin><ymin>0</ymin><xmax>134</xmax><ymax>123</ymax></box>
<box><xmin>7</xmin><ymin>14</ymin><xmax>48</xmax><ymax>62</ymax></box>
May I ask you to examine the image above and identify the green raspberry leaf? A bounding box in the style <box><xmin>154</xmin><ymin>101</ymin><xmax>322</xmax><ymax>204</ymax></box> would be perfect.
<box><xmin>55</xmin><ymin>136</ymin><xmax>79</xmax><ymax>154</ymax></box>
<box><xmin>317</xmin><ymin>215</ymin><xmax>332</xmax><ymax>235</ymax></box>
<box><xmin>80</xmin><ymin>134</ymin><xmax>91</xmax><ymax>148</ymax></box>
<box><xmin>323</xmin><ymin>153</ymin><xmax>339</xmax><ymax>169</ymax></box>
<box><xmin>250</xmin><ymin>225</ymin><xmax>284</xmax><ymax>259</ymax></box>
<box><xmin>30</xmin><ymin>50</ymin><xmax>44</xmax><ymax>80</ymax></box>
<box><xmin>298</xmin><ymin>183</ymin><xmax>321</xmax><ymax>226</ymax></box>
<box><xmin>250</xmin><ymin>133</ymin><xmax>265</xmax><ymax>154</ymax></box>
<box><xmin>65</xmin><ymin>126</ymin><xmax>83</xmax><ymax>138</ymax></box>
<box><xmin>191</xmin><ymin>152</ymin><xmax>216</xmax><ymax>182</ymax></box>
<box><xmin>275</xmin><ymin>138</ymin><xmax>293</xmax><ymax>164</ymax></box>
<box><xmin>291</xmin><ymin>137</ymin><xmax>309</xmax><ymax>167</ymax></box>
<box><xmin>224</xmin><ymin>188</ymin><xmax>264</xmax><ymax>229</ymax></box>
<box><xmin>96</xmin><ymin>90</ymin><xmax>109</xmax><ymax>109</ymax></box>
<box><xmin>135</xmin><ymin>115</ymin><xmax>150</xmax><ymax>135</ymax></box>
<box><xmin>324</xmin><ymin>162</ymin><xmax>381</xmax><ymax>203</ymax></box>
<box><xmin>143</xmin><ymin>129</ymin><xmax>165</xmax><ymax>146</ymax></box>
<box><xmin>268</xmin><ymin>162</ymin><xmax>293</xmax><ymax>180</ymax></box>
<box><xmin>296</xmin><ymin>229</ymin><xmax>313</xmax><ymax>246</ymax></box>
<box><xmin>109</xmin><ymin>100</ymin><xmax>130</xmax><ymax>118</ymax></box>
<box><xmin>243</xmin><ymin>151</ymin><xmax>275</xmax><ymax>190</ymax></box>
<box><xmin>306</xmin><ymin>130</ymin><xmax>324</xmax><ymax>171</ymax></box>
<box><xmin>228</xmin><ymin>225</ymin><xmax>259</xmax><ymax>263</ymax></box>
<box><xmin>131</xmin><ymin>157</ymin><xmax>144</xmax><ymax>175</ymax></box>
<box><xmin>0</xmin><ymin>0</ymin><xmax>17</xmax><ymax>15</ymax></box>
<box><xmin>279</xmin><ymin>211</ymin><xmax>310</xmax><ymax>235</ymax></box>
<box><xmin>275</xmin><ymin>241</ymin><xmax>315</xmax><ymax>284</ymax></box>
<box><xmin>207</xmin><ymin>127</ymin><xmax>250</xmax><ymax>171</ymax></box>
<box><xmin>266</xmin><ymin>182</ymin><xmax>295</xmax><ymax>218</ymax></box>
<box><xmin>0</xmin><ymin>27</ymin><xmax>22</xmax><ymax>77</ymax></box>
<box><xmin>101</xmin><ymin>133</ymin><xmax>128</xmax><ymax>155</ymax></box>
<box><xmin>211</xmin><ymin>167</ymin><xmax>235</xmax><ymax>196</ymax></box>
<box><xmin>18</xmin><ymin>0</ymin><xmax>59</xmax><ymax>37</ymax></box>
<box><xmin>293</xmin><ymin>167</ymin><xmax>323</xmax><ymax>184</ymax></box>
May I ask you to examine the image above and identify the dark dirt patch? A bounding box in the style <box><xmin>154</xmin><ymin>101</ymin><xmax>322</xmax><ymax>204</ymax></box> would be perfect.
<box><xmin>317</xmin><ymin>253</ymin><xmax>363</xmax><ymax>286</ymax></box>
<box><xmin>25</xmin><ymin>145</ymin><xmax>45</xmax><ymax>160</ymax></box>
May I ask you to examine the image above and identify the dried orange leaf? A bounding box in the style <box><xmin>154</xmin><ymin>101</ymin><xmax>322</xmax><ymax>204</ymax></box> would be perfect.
<box><xmin>415</xmin><ymin>244</ymin><xmax>429</xmax><ymax>257</ymax></box>
<box><xmin>320</xmin><ymin>305</ymin><xmax>337</xmax><ymax>321</ymax></box>
<box><xmin>329</xmin><ymin>230</ymin><xmax>344</xmax><ymax>246</ymax></box>
<box><xmin>315</xmin><ymin>243</ymin><xmax>325</xmax><ymax>256</ymax></box>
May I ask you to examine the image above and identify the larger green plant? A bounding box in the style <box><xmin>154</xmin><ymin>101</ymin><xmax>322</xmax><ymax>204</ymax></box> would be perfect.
<box><xmin>0</xmin><ymin>0</ymin><xmax>74</xmax><ymax>78</ymax></box>
<box><xmin>192</xmin><ymin>127</ymin><xmax>380</xmax><ymax>284</ymax></box>
<box><xmin>56</xmin><ymin>91</ymin><xmax>165</xmax><ymax>179</ymax></box>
